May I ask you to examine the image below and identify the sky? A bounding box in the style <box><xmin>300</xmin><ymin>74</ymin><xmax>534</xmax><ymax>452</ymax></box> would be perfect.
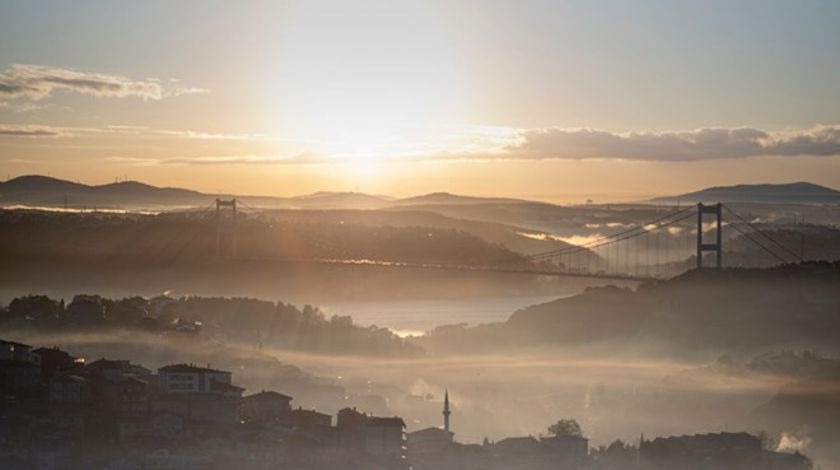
<box><xmin>1</xmin><ymin>0</ymin><xmax>840</xmax><ymax>202</ymax></box>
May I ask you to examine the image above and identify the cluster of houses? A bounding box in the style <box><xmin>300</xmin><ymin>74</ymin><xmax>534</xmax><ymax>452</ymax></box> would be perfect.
<box><xmin>1</xmin><ymin>338</ymin><xmax>815</xmax><ymax>470</ymax></box>
<box><xmin>1</xmin><ymin>338</ymin><xmax>407</xmax><ymax>469</ymax></box>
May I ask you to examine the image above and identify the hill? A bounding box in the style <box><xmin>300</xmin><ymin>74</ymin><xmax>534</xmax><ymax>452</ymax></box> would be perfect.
<box><xmin>649</xmin><ymin>182</ymin><xmax>840</xmax><ymax>205</ymax></box>
<box><xmin>0</xmin><ymin>175</ymin><xmax>540</xmax><ymax>211</ymax></box>
<box><xmin>290</xmin><ymin>191</ymin><xmax>393</xmax><ymax>209</ymax></box>
<box><xmin>418</xmin><ymin>263</ymin><xmax>840</xmax><ymax>357</ymax></box>
<box><xmin>0</xmin><ymin>175</ymin><xmax>215</xmax><ymax>209</ymax></box>
<box><xmin>392</xmin><ymin>192</ymin><xmax>528</xmax><ymax>206</ymax></box>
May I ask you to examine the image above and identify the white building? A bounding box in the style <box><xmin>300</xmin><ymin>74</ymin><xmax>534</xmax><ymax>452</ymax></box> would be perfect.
<box><xmin>157</xmin><ymin>364</ymin><xmax>232</xmax><ymax>394</ymax></box>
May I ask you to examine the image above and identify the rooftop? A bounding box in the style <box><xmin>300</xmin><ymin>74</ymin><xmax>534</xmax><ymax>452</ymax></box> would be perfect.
<box><xmin>367</xmin><ymin>417</ymin><xmax>406</xmax><ymax>428</ymax></box>
<box><xmin>0</xmin><ymin>339</ymin><xmax>32</xmax><ymax>348</ymax></box>
<box><xmin>158</xmin><ymin>363</ymin><xmax>229</xmax><ymax>374</ymax></box>
<box><xmin>210</xmin><ymin>380</ymin><xmax>245</xmax><ymax>392</ymax></box>
<box><xmin>244</xmin><ymin>390</ymin><xmax>293</xmax><ymax>400</ymax></box>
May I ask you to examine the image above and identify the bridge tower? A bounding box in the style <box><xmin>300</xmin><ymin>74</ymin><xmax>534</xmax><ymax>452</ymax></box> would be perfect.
<box><xmin>215</xmin><ymin>198</ymin><xmax>238</xmax><ymax>258</ymax></box>
<box><xmin>696</xmin><ymin>202</ymin><xmax>722</xmax><ymax>268</ymax></box>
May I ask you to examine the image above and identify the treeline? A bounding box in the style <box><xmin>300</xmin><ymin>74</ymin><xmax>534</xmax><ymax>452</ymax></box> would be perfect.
<box><xmin>0</xmin><ymin>293</ymin><xmax>423</xmax><ymax>357</ymax></box>
<box><xmin>0</xmin><ymin>210</ymin><xmax>528</xmax><ymax>267</ymax></box>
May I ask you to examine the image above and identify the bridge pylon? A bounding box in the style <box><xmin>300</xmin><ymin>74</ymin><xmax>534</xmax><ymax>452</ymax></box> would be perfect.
<box><xmin>215</xmin><ymin>198</ymin><xmax>238</xmax><ymax>258</ymax></box>
<box><xmin>696</xmin><ymin>202</ymin><xmax>722</xmax><ymax>269</ymax></box>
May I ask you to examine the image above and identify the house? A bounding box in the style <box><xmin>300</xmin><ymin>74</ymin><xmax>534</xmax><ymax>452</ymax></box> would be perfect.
<box><xmin>0</xmin><ymin>339</ymin><xmax>39</xmax><ymax>364</ymax></box>
<box><xmin>540</xmin><ymin>435</ymin><xmax>589</xmax><ymax>462</ymax></box>
<box><xmin>117</xmin><ymin>417</ymin><xmax>148</xmax><ymax>443</ymax></box>
<box><xmin>0</xmin><ymin>359</ymin><xmax>41</xmax><ymax>394</ymax></box>
<box><xmin>85</xmin><ymin>359</ymin><xmax>135</xmax><ymax>382</ymax></box>
<box><xmin>282</xmin><ymin>408</ymin><xmax>332</xmax><ymax>429</ymax></box>
<box><xmin>762</xmin><ymin>450</ymin><xmax>814</xmax><ymax>470</ymax></box>
<box><xmin>33</xmin><ymin>347</ymin><xmax>79</xmax><ymax>379</ymax></box>
<box><xmin>336</xmin><ymin>407</ymin><xmax>369</xmax><ymax>449</ymax></box>
<box><xmin>364</xmin><ymin>417</ymin><xmax>406</xmax><ymax>458</ymax></box>
<box><xmin>640</xmin><ymin>432</ymin><xmax>763</xmax><ymax>469</ymax></box>
<box><xmin>242</xmin><ymin>390</ymin><xmax>292</xmax><ymax>422</ymax></box>
<box><xmin>209</xmin><ymin>380</ymin><xmax>244</xmax><ymax>399</ymax></box>
<box><xmin>49</xmin><ymin>374</ymin><xmax>88</xmax><ymax>404</ymax></box>
<box><xmin>103</xmin><ymin>376</ymin><xmax>149</xmax><ymax>418</ymax></box>
<box><xmin>407</xmin><ymin>426</ymin><xmax>455</xmax><ymax>451</ymax></box>
<box><xmin>492</xmin><ymin>436</ymin><xmax>544</xmax><ymax>455</ymax></box>
<box><xmin>157</xmin><ymin>364</ymin><xmax>232</xmax><ymax>394</ymax></box>
<box><xmin>337</xmin><ymin>407</ymin><xmax>369</xmax><ymax>431</ymax></box>
<box><xmin>151</xmin><ymin>410</ymin><xmax>186</xmax><ymax>440</ymax></box>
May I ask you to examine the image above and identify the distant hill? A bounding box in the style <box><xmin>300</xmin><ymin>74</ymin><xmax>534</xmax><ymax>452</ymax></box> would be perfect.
<box><xmin>649</xmin><ymin>182</ymin><xmax>840</xmax><ymax>205</ymax></box>
<box><xmin>392</xmin><ymin>192</ymin><xmax>528</xmax><ymax>206</ymax></box>
<box><xmin>0</xmin><ymin>175</ymin><xmax>219</xmax><ymax>209</ymax></box>
<box><xmin>418</xmin><ymin>263</ymin><xmax>840</xmax><ymax>357</ymax></box>
<box><xmin>0</xmin><ymin>175</ymin><xmax>539</xmax><ymax>211</ymax></box>
<box><xmin>290</xmin><ymin>191</ymin><xmax>393</xmax><ymax>209</ymax></box>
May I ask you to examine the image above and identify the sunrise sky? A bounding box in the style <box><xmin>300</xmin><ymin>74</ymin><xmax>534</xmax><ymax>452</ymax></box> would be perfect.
<box><xmin>2</xmin><ymin>0</ymin><xmax>840</xmax><ymax>202</ymax></box>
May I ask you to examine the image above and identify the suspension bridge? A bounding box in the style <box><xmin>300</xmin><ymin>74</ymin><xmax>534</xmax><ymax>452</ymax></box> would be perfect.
<box><xmin>205</xmin><ymin>198</ymin><xmax>804</xmax><ymax>282</ymax></box>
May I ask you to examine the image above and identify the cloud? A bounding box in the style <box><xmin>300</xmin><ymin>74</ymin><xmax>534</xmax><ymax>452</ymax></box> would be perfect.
<box><xmin>503</xmin><ymin>125</ymin><xmax>840</xmax><ymax>161</ymax></box>
<box><xmin>0</xmin><ymin>64</ymin><xmax>206</xmax><ymax>101</ymax></box>
<box><xmin>163</xmin><ymin>153</ymin><xmax>327</xmax><ymax>165</ymax></box>
<box><xmin>106</xmin><ymin>153</ymin><xmax>327</xmax><ymax>166</ymax></box>
<box><xmin>0</xmin><ymin>125</ymin><xmax>61</xmax><ymax>137</ymax></box>
<box><xmin>0</xmin><ymin>124</ymin><xmax>263</xmax><ymax>141</ymax></box>
<box><xmin>0</xmin><ymin>101</ymin><xmax>47</xmax><ymax>112</ymax></box>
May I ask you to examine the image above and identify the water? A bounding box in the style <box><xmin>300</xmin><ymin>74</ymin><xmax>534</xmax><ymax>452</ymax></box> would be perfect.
<box><xmin>319</xmin><ymin>295</ymin><xmax>564</xmax><ymax>337</ymax></box>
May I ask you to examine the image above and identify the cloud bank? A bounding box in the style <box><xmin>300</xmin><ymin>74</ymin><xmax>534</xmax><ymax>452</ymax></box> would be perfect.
<box><xmin>106</xmin><ymin>153</ymin><xmax>328</xmax><ymax>166</ymax></box>
<box><xmin>506</xmin><ymin>125</ymin><xmax>840</xmax><ymax>161</ymax></box>
<box><xmin>4</xmin><ymin>120</ymin><xmax>840</xmax><ymax>164</ymax></box>
<box><xmin>0</xmin><ymin>125</ymin><xmax>61</xmax><ymax>137</ymax></box>
<box><xmin>0</xmin><ymin>64</ymin><xmax>206</xmax><ymax>101</ymax></box>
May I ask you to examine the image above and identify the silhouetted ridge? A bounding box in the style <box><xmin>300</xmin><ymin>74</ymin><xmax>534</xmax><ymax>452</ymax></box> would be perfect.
<box><xmin>650</xmin><ymin>182</ymin><xmax>840</xmax><ymax>205</ymax></box>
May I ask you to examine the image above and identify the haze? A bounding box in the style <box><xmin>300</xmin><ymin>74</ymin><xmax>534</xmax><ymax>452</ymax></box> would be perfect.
<box><xmin>2</xmin><ymin>2</ymin><xmax>840</xmax><ymax>470</ymax></box>
<box><xmin>2</xmin><ymin>1</ymin><xmax>840</xmax><ymax>202</ymax></box>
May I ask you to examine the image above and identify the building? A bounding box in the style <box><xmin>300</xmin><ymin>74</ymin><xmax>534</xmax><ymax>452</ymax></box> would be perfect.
<box><xmin>0</xmin><ymin>359</ymin><xmax>41</xmax><ymax>394</ymax></box>
<box><xmin>407</xmin><ymin>427</ymin><xmax>454</xmax><ymax>452</ymax></box>
<box><xmin>639</xmin><ymin>432</ymin><xmax>814</xmax><ymax>470</ymax></box>
<box><xmin>86</xmin><ymin>358</ymin><xmax>129</xmax><ymax>380</ymax></box>
<box><xmin>104</xmin><ymin>376</ymin><xmax>149</xmax><ymax>418</ymax></box>
<box><xmin>157</xmin><ymin>364</ymin><xmax>232</xmax><ymax>394</ymax></box>
<box><xmin>640</xmin><ymin>432</ymin><xmax>763</xmax><ymax>469</ymax></box>
<box><xmin>242</xmin><ymin>390</ymin><xmax>293</xmax><ymax>423</ymax></box>
<box><xmin>407</xmin><ymin>393</ymin><xmax>455</xmax><ymax>453</ymax></box>
<box><xmin>0</xmin><ymin>339</ymin><xmax>38</xmax><ymax>363</ymax></box>
<box><xmin>283</xmin><ymin>408</ymin><xmax>332</xmax><ymax>429</ymax></box>
<box><xmin>49</xmin><ymin>374</ymin><xmax>88</xmax><ymax>404</ymax></box>
<box><xmin>364</xmin><ymin>417</ymin><xmax>406</xmax><ymax>458</ymax></box>
<box><xmin>540</xmin><ymin>435</ymin><xmax>589</xmax><ymax>462</ymax></box>
<box><xmin>33</xmin><ymin>347</ymin><xmax>78</xmax><ymax>379</ymax></box>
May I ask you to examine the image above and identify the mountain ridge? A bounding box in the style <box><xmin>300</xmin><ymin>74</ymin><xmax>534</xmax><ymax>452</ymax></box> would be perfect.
<box><xmin>648</xmin><ymin>181</ymin><xmax>840</xmax><ymax>205</ymax></box>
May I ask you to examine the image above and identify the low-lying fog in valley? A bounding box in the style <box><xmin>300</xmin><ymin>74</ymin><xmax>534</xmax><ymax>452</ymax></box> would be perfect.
<box><xmin>3</xmin><ymin>185</ymin><xmax>840</xmax><ymax>468</ymax></box>
<box><xmin>4</xmin><ymin>262</ymin><xmax>840</xmax><ymax>467</ymax></box>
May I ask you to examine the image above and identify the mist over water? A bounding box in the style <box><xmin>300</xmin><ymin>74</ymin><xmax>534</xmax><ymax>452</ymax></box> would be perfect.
<box><xmin>319</xmin><ymin>295</ymin><xmax>564</xmax><ymax>336</ymax></box>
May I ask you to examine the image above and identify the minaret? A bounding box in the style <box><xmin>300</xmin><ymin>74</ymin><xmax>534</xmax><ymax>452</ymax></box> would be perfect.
<box><xmin>443</xmin><ymin>389</ymin><xmax>451</xmax><ymax>433</ymax></box>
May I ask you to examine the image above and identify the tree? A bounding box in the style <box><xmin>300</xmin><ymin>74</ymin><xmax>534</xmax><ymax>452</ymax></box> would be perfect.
<box><xmin>548</xmin><ymin>418</ymin><xmax>583</xmax><ymax>438</ymax></box>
